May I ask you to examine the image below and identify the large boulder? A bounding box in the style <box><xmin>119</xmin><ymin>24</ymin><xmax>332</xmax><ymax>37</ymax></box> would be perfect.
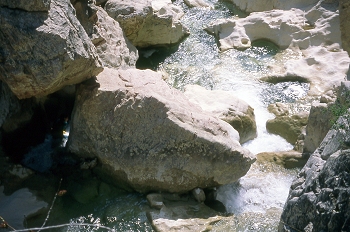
<box><xmin>279</xmin><ymin>114</ymin><xmax>350</xmax><ymax>231</ymax></box>
<box><xmin>67</xmin><ymin>68</ymin><xmax>255</xmax><ymax>193</ymax></box>
<box><xmin>104</xmin><ymin>0</ymin><xmax>189</xmax><ymax>47</ymax></box>
<box><xmin>205</xmin><ymin>2</ymin><xmax>350</xmax><ymax>96</ymax></box>
<box><xmin>72</xmin><ymin>1</ymin><xmax>138</xmax><ymax>68</ymax></box>
<box><xmin>184</xmin><ymin>85</ymin><xmax>257</xmax><ymax>144</ymax></box>
<box><xmin>0</xmin><ymin>0</ymin><xmax>102</xmax><ymax>99</ymax></box>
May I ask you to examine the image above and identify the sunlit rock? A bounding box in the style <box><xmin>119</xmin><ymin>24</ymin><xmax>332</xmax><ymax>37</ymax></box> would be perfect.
<box><xmin>184</xmin><ymin>84</ymin><xmax>257</xmax><ymax>144</ymax></box>
<box><xmin>184</xmin><ymin>0</ymin><xmax>213</xmax><ymax>9</ymax></box>
<box><xmin>256</xmin><ymin>150</ymin><xmax>308</xmax><ymax>169</ymax></box>
<box><xmin>205</xmin><ymin>1</ymin><xmax>350</xmax><ymax>96</ymax></box>
<box><xmin>0</xmin><ymin>0</ymin><xmax>102</xmax><ymax>99</ymax></box>
<box><xmin>68</xmin><ymin>68</ymin><xmax>255</xmax><ymax>193</ymax></box>
<box><xmin>104</xmin><ymin>0</ymin><xmax>189</xmax><ymax>47</ymax></box>
<box><xmin>72</xmin><ymin>1</ymin><xmax>138</xmax><ymax>68</ymax></box>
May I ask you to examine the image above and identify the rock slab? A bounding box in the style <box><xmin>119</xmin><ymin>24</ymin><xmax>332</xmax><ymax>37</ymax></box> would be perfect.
<box><xmin>67</xmin><ymin>68</ymin><xmax>255</xmax><ymax>193</ymax></box>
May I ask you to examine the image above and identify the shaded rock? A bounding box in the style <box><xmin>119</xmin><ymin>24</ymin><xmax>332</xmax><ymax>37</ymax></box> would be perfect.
<box><xmin>72</xmin><ymin>1</ymin><xmax>138</xmax><ymax>68</ymax></box>
<box><xmin>266</xmin><ymin>104</ymin><xmax>308</xmax><ymax>144</ymax></box>
<box><xmin>303</xmin><ymin>102</ymin><xmax>333</xmax><ymax>154</ymax></box>
<box><xmin>257</xmin><ymin>150</ymin><xmax>308</xmax><ymax>169</ymax></box>
<box><xmin>0</xmin><ymin>187</ymin><xmax>48</xmax><ymax>229</ymax></box>
<box><xmin>67</xmin><ymin>178</ymin><xmax>100</xmax><ymax>204</ymax></box>
<box><xmin>67</xmin><ymin>68</ymin><xmax>255</xmax><ymax>193</ymax></box>
<box><xmin>340</xmin><ymin>0</ymin><xmax>350</xmax><ymax>55</ymax></box>
<box><xmin>104</xmin><ymin>0</ymin><xmax>189</xmax><ymax>47</ymax></box>
<box><xmin>0</xmin><ymin>0</ymin><xmax>102</xmax><ymax>99</ymax></box>
<box><xmin>192</xmin><ymin>187</ymin><xmax>206</xmax><ymax>202</ymax></box>
<box><xmin>279</xmin><ymin>114</ymin><xmax>350</xmax><ymax>232</ymax></box>
<box><xmin>205</xmin><ymin>3</ymin><xmax>350</xmax><ymax>96</ymax></box>
<box><xmin>147</xmin><ymin>193</ymin><xmax>164</xmax><ymax>209</ymax></box>
<box><xmin>0</xmin><ymin>0</ymin><xmax>51</xmax><ymax>11</ymax></box>
<box><xmin>184</xmin><ymin>85</ymin><xmax>257</xmax><ymax>144</ymax></box>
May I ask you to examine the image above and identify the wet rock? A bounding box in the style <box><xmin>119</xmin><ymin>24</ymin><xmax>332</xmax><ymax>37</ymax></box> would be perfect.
<box><xmin>184</xmin><ymin>85</ymin><xmax>257</xmax><ymax>144</ymax></box>
<box><xmin>205</xmin><ymin>3</ymin><xmax>350</xmax><ymax>96</ymax></box>
<box><xmin>0</xmin><ymin>187</ymin><xmax>48</xmax><ymax>229</ymax></box>
<box><xmin>104</xmin><ymin>0</ymin><xmax>189</xmax><ymax>47</ymax></box>
<box><xmin>68</xmin><ymin>68</ymin><xmax>255</xmax><ymax>193</ymax></box>
<box><xmin>147</xmin><ymin>193</ymin><xmax>164</xmax><ymax>209</ymax></box>
<box><xmin>0</xmin><ymin>0</ymin><xmax>102</xmax><ymax>99</ymax></box>
<box><xmin>266</xmin><ymin>103</ymin><xmax>308</xmax><ymax>144</ymax></box>
<box><xmin>191</xmin><ymin>187</ymin><xmax>206</xmax><ymax>202</ymax></box>
<box><xmin>146</xmin><ymin>193</ymin><xmax>225</xmax><ymax>232</ymax></box>
<box><xmin>184</xmin><ymin>0</ymin><xmax>212</xmax><ymax>9</ymax></box>
<box><xmin>256</xmin><ymin>150</ymin><xmax>308</xmax><ymax>169</ymax></box>
<box><xmin>0</xmin><ymin>0</ymin><xmax>51</xmax><ymax>11</ymax></box>
<box><xmin>279</xmin><ymin>114</ymin><xmax>350</xmax><ymax>231</ymax></box>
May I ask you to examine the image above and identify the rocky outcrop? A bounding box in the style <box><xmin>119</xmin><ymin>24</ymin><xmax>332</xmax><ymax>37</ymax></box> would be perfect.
<box><xmin>279</xmin><ymin>114</ymin><xmax>350</xmax><ymax>231</ymax></box>
<box><xmin>72</xmin><ymin>1</ymin><xmax>138</xmax><ymax>68</ymax></box>
<box><xmin>205</xmin><ymin>1</ymin><xmax>350</xmax><ymax>96</ymax></box>
<box><xmin>104</xmin><ymin>0</ymin><xmax>189</xmax><ymax>47</ymax></box>
<box><xmin>256</xmin><ymin>150</ymin><xmax>308</xmax><ymax>169</ymax></box>
<box><xmin>67</xmin><ymin>68</ymin><xmax>255</xmax><ymax>193</ymax></box>
<box><xmin>0</xmin><ymin>0</ymin><xmax>51</xmax><ymax>11</ymax></box>
<box><xmin>266</xmin><ymin>103</ymin><xmax>308</xmax><ymax>145</ymax></box>
<box><xmin>0</xmin><ymin>0</ymin><xmax>102</xmax><ymax>99</ymax></box>
<box><xmin>304</xmin><ymin>82</ymin><xmax>350</xmax><ymax>154</ymax></box>
<box><xmin>340</xmin><ymin>0</ymin><xmax>350</xmax><ymax>55</ymax></box>
<box><xmin>184</xmin><ymin>85</ymin><xmax>257</xmax><ymax>144</ymax></box>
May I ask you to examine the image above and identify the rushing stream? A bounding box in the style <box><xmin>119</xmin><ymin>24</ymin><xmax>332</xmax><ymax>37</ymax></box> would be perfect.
<box><xmin>0</xmin><ymin>1</ymin><xmax>312</xmax><ymax>231</ymax></box>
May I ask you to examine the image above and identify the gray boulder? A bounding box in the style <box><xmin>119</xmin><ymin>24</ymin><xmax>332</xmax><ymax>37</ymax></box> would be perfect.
<box><xmin>279</xmin><ymin>114</ymin><xmax>350</xmax><ymax>231</ymax></box>
<box><xmin>104</xmin><ymin>0</ymin><xmax>189</xmax><ymax>47</ymax></box>
<box><xmin>0</xmin><ymin>0</ymin><xmax>102</xmax><ymax>99</ymax></box>
<box><xmin>67</xmin><ymin>68</ymin><xmax>255</xmax><ymax>193</ymax></box>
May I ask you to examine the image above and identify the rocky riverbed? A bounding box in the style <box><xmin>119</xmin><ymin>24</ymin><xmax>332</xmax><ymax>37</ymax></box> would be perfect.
<box><xmin>0</xmin><ymin>0</ymin><xmax>349</xmax><ymax>231</ymax></box>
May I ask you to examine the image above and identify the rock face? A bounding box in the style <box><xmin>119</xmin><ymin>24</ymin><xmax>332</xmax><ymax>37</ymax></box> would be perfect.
<box><xmin>340</xmin><ymin>0</ymin><xmax>350</xmax><ymax>55</ymax></box>
<box><xmin>205</xmin><ymin>1</ymin><xmax>350</xmax><ymax>96</ymax></box>
<box><xmin>184</xmin><ymin>85</ymin><xmax>257</xmax><ymax>144</ymax></box>
<box><xmin>184</xmin><ymin>0</ymin><xmax>212</xmax><ymax>8</ymax></box>
<box><xmin>104</xmin><ymin>0</ymin><xmax>189</xmax><ymax>47</ymax></box>
<box><xmin>72</xmin><ymin>1</ymin><xmax>138</xmax><ymax>68</ymax></box>
<box><xmin>279</xmin><ymin>114</ymin><xmax>350</xmax><ymax>232</ymax></box>
<box><xmin>0</xmin><ymin>0</ymin><xmax>102</xmax><ymax>99</ymax></box>
<box><xmin>67</xmin><ymin>68</ymin><xmax>255</xmax><ymax>193</ymax></box>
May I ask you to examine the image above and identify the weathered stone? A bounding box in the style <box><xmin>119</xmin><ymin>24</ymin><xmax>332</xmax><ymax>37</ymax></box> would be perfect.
<box><xmin>266</xmin><ymin>111</ymin><xmax>308</xmax><ymax>144</ymax></box>
<box><xmin>340</xmin><ymin>0</ymin><xmax>350</xmax><ymax>55</ymax></box>
<box><xmin>146</xmin><ymin>193</ymin><xmax>224</xmax><ymax>232</ymax></box>
<box><xmin>279</xmin><ymin>114</ymin><xmax>350</xmax><ymax>231</ymax></box>
<box><xmin>256</xmin><ymin>150</ymin><xmax>308</xmax><ymax>169</ymax></box>
<box><xmin>0</xmin><ymin>0</ymin><xmax>51</xmax><ymax>11</ymax></box>
<box><xmin>205</xmin><ymin>3</ymin><xmax>350</xmax><ymax>96</ymax></box>
<box><xmin>192</xmin><ymin>187</ymin><xmax>206</xmax><ymax>202</ymax></box>
<box><xmin>0</xmin><ymin>0</ymin><xmax>102</xmax><ymax>99</ymax></box>
<box><xmin>104</xmin><ymin>0</ymin><xmax>189</xmax><ymax>47</ymax></box>
<box><xmin>73</xmin><ymin>1</ymin><xmax>138</xmax><ymax>68</ymax></box>
<box><xmin>303</xmin><ymin>103</ymin><xmax>333</xmax><ymax>154</ymax></box>
<box><xmin>184</xmin><ymin>85</ymin><xmax>257</xmax><ymax>144</ymax></box>
<box><xmin>147</xmin><ymin>193</ymin><xmax>164</xmax><ymax>209</ymax></box>
<box><xmin>184</xmin><ymin>0</ymin><xmax>212</xmax><ymax>8</ymax></box>
<box><xmin>67</xmin><ymin>68</ymin><xmax>255</xmax><ymax>193</ymax></box>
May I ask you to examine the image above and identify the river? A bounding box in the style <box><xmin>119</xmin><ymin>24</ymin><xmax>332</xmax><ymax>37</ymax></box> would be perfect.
<box><xmin>0</xmin><ymin>0</ymin><xmax>311</xmax><ymax>231</ymax></box>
